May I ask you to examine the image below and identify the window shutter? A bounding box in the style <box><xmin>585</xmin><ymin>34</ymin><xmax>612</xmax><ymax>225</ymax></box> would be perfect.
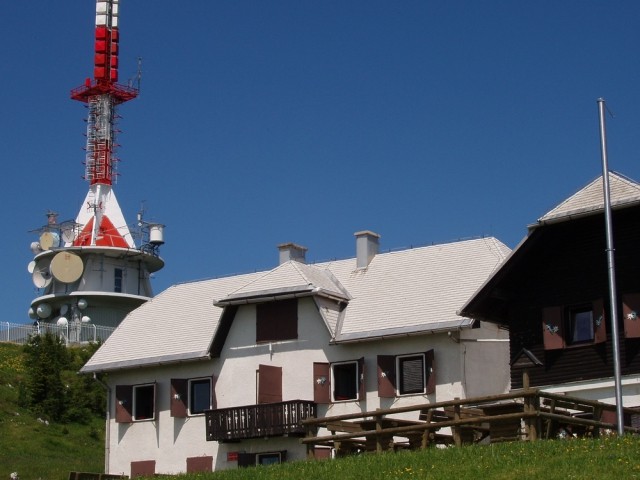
<box><xmin>425</xmin><ymin>349</ymin><xmax>436</xmax><ymax>395</ymax></box>
<box><xmin>593</xmin><ymin>299</ymin><xmax>607</xmax><ymax>344</ymax></box>
<box><xmin>170</xmin><ymin>379</ymin><xmax>188</xmax><ymax>418</ymax></box>
<box><xmin>542</xmin><ymin>306</ymin><xmax>565</xmax><ymax>350</ymax></box>
<box><xmin>258</xmin><ymin>364</ymin><xmax>282</xmax><ymax>404</ymax></box>
<box><xmin>186</xmin><ymin>456</ymin><xmax>213</xmax><ymax>473</ymax></box>
<box><xmin>313</xmin><ymin>362</ymin><xmax>331</xmax><ymax>404</ymax></box>
<box><xmin>130</xmin><ymin>460</ymin><xmax>155</xmax><ymax>477</ymax></box>
<box><xmin>115</xmin><ymin>384</ymin><xmax>133</xmax><ymax>423</ymax></box>
<box><xmin>358</xmin><ymin>357</ymin><xmax>366</xmax><ymax>401</ymax></box>
<box><xmin>377</xmin><ymin>355</ymin><xmax>396</xmax><ymax>398</ymax></box>
<box><xmin>211</xmin><ymin>374</ymin><xmax>217</xmax><ymax>410</ymax></box>
<box><xmin>256</xmin><ymin>299</ymin><xmax>298</xmax><ymax>342</ymax></box>
<box><xmin>623</xmin><ymin>293</ymin><xmax>640</xmax><ymax>338</ymax></box>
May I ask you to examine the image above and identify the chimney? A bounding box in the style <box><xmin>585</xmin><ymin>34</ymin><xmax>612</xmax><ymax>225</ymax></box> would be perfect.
<box><xmin>278</xmin><ymin>243</ymin><xmax>307</xmax><ymax>265</ymax></box>
<box><xmin>354</xmin><ymin>230</ymin><xmax>380</xmax><ymax>269</ymax></box>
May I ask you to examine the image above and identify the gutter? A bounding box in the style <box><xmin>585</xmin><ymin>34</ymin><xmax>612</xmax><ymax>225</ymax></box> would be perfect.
<box><xmin>93</xmin><ymin>373</ymin><xmax>111</xmax><ymax>474</ymax></box>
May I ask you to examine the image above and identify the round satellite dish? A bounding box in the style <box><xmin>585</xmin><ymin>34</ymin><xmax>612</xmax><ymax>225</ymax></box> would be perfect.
<box><xmin>56</xmin><ymin>317</ymin><xmax>69</xmax><ymax>327</ymax></box>
<box><xmin>60</xmin><ymin>304</ymin><xmax>69</xmax><ymax>316</ymax></box>
<box><xmin>81</xmin><ymin>315</ymin><xmax>91</xmax><ymax>323</ymax></box>
<box><xmin>39</xmin><ymin>231</ymin><xmax>60</xmax><ymax>250</ymax></box>
<box><xmin>36</xmin><ymin>303</ymin><xmax>52</xmax><ymax>319</ymax></box>
<box><xmin>28</xmin><ymin>307</ymin><xmax>37</xmax><ymax>320</ymax></box>
<box><xmin>61</xmin><ymin>227</ymin><xmax>76</xmax><ymax>244</ymax></box>
<box><xmin>50</xmin><ymin>252</ymin><xmax>84</xmax><ymax>283</ymax></box>
<box><xmin>30</xmin><ymin>242</ymin><xmax>42</xmax><ymax>254</ymax></box>
<box><xmin>77</xmin><ymin>298</ymin><xmax>88</xmax><ymax>310</ymax></box>
<box><xmin>32</xmin><ymin>258</ymin><xmax>52</xmax><ymax>288</ymax></box>
<box><xmin>27</xmin><ymin>261</ymin><xmax>36</xmax><ymax>274</ymax></box>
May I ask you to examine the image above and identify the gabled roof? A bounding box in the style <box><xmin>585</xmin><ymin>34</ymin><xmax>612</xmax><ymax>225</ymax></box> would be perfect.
<box><xmin>215</xmin><ymin>260</ymin><xmax>351</xmax><ymax>305</ymax></box>
<box><xmin>82</xmin><ymin>236</ymin><xmax>510</xmax><ymax>373</ymax></box>
<box><xmin>534</xmin><ymin>171</ymin><xmax>640</xmax><ymax>226</ymax></box>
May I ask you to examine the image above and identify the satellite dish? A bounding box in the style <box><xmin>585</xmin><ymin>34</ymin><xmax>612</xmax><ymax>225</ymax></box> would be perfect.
<box><xmin>32</xmin><ymin>258</ymin><xmax>52</xmax><ymax>288</ymax></box>
<box><xmin>27</xmin><ymin>261</ymin><xmax>36</xmax><ymax>274</ymax></box>
<box><xmin>30</xmin><ymin>242</ymin><xmax>42</xmax><ymax>254</ymax></box>
<box><xmin>28</xmin><ymin>307</ymin><xmax>37</xmax><ymax>319</ymax></box>
<box><xmin>50</xmin><ymin>252</ymin><xmax>84</xmax><ymax>283</ymax></box>
<box><xmin>77</xmin><ymin>298</ymin><xmax>88</xmax><ymax>310</ymax></box>
<box><xmin>61</xmin><ymin>227</ymin><xmax>76</xmax><ymax>244</ymax></box>
<box><xmin>60</xmin><ymin>304</ymin><xmax>69</xmax><ymax>316</ymax></box>
<box><xmin>56</xmin><ymin>317</ymin><xmax>69</xmax><ymax>327</ymax></box>
<box><xmin>36</xmin><ymin>303</ymin><xmax>52</xmax><ymax>319</ymax></box>
<box><xmin>39</xmin><ymin>232</ymin><xmax>60</xmax><ymax>250</ymax></box>
<box><xmin>81</xmin><ymin>315</ymin><xmax>91</xmax><ymax>323</ymax></box>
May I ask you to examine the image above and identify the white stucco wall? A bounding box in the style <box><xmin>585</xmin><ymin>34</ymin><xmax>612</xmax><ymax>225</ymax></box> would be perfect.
<box><xmin>104</xmin><ymin>298</ymin><xmax>510</xmax><ymax>475</ymax></box>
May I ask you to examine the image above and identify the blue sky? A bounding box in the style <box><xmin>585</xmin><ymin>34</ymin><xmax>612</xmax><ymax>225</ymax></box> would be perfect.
<box><xmin>3</xmin><ymin>1</ymin><xmax>640</xmax><ymax>323</ymax></box>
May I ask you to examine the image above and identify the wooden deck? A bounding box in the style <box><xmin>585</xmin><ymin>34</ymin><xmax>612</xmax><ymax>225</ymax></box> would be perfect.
<box><xmin>301</xmin><ymin>389</ymin><xmax>640</xmax><ymax>457</ymax></box>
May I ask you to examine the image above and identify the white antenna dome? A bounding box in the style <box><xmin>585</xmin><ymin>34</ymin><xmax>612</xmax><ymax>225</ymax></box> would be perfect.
<box><xmin>56</xmin><ymin>317</ymin><xmax>69</xmax><ymax>327</ymax></box>
<box><xmin>36</xmin><ymin>303</ymin><xmax>52</xmax><ymax>319</ymax></box>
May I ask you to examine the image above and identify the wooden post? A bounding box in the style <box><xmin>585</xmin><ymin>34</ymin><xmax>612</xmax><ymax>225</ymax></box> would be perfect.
<box><xmin>375</xmin><ymin>410</ymin><xmax>383</xmax><ymax>454</ymax></box>
<box><xmin>453</xmin><ymin>398</ymin><xmax>462</xmax><ymax>447</ymax></box>
<box><xmin>422</xmin><ymin>409</ymin><xmax>433</xmax><ymax>449</ymax></box>
<box><xmin>305</xmin><ymin>417</ymin><xmax>316</xmax><ymax>459</ymax></box>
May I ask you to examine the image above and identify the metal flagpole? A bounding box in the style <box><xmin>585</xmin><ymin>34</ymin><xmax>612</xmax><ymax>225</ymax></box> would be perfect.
<box><xmin>596</xmin><ymin>98</ymin><xmax>624</xmax><ymax>436</ymax></box>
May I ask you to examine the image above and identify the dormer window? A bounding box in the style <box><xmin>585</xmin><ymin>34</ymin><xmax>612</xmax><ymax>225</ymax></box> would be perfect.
<box><xmin>256</xmin><ymin>299</ymin><xmax>298</xmax><ymax>343</ymax></box>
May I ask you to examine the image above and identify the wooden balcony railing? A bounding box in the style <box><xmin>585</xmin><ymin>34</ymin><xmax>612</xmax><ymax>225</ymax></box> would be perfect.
<box><xmin>206</xmin><ymin>400</ymin><xmax>316</xmax><ymax>442</ymax></box>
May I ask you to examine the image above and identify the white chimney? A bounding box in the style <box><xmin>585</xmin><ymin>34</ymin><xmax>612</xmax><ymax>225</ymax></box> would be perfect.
<box><xmin>278</xmin><ymin>243</ymin><xmax>307</xmax><ymax>264</ymax></box>
<box><xmin>354</xmin><ymin>230</ymin><xmax>380</xmax><ymax>269</ymax></box>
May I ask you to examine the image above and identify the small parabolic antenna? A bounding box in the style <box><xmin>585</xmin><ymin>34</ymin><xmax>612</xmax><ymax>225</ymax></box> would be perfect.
<box><xmin>27</xmin><ymin>260</ymin><xmax>36</xmax><ymax>274</ymax></box>
<box><xmin>32</xmin><ymin>258</ymin><xmax>52</xmax><ymax>288</ymax></box>
<box><xmin>39</xmin><ymin>231</ymin><xmax>60</xmax><ymax>250</ymax></box>
<box><xmin>50</xmin><ymin>252</ymin><xmax>84</xmax><ymax>283</ymax></box>
<box><xmin>61</xmin><ymin>227</ymin><xmax>76</xmax><ymax>244</ymax></box>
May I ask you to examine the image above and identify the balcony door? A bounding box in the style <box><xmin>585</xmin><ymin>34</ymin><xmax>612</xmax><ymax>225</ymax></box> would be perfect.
<box><xmin>257</xmin><ymin>364</ymin><xmax>282</xmax><ymax>404</ymax></box>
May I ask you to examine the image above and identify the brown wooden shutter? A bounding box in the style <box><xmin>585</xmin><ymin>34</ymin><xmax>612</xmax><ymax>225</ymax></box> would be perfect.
<box><xmin>256</xmin><ymin>299</ymin><xmax>298</xmax><ymax>342</ymax></box>
<box><xmin>258</xmin><ymin>364</ymin><xmax>282</xmax><ymax>404</ymax></box>
<box><xmin>377</xmin><ymin>355</ymin><xmax>396</xmax><ymax>398</ymax></box>
<box><xmin>130</xmin><ymin>460</ymin><xmax>155</xmax><ymax>477</ymax></box>
<box><xmin>170</xmin><ymin>379</ymin><xmax>188</xmax><ymax>418</ymax></box>
<box><xmin>593</xmin><ymin>298</ymin><xmax>607</xmax><ymax>344</ymax></box>
<box><xmin>186</xmin><ymin>456</ymin><xmax>213</xmax><ymax>473</ymax></box>
<box><xmin>115</xmin><ymin>384</ymin><xmax>133</xmax><ymax>423</ymax></box>
<box><xmin>425</xmin><ymin>349</ymin><xmax>436</xmax><ymax>395</ymax></box>
<box><xmin>358</xmin><ymin>357</ymin><xmax>366</xmax><ymax>401</ymax></box>
<box><xmin>542</xmin><ymin>306</ymin><xmax>565</xmax><ymax>350</ymax></box>
<box><xmin>211</xmin><ymin>374</ymin><xmax>218</xmax><ymax>410</ymax></box>
<box><xmin>623</xmin><ymin>293</ymin><xmax>640</xmax><ymax>338</ymax></box>
<box><xmin>313</xmin><ymin>362</ymin><xmax>331</xmax><ymax>404</ymax></box>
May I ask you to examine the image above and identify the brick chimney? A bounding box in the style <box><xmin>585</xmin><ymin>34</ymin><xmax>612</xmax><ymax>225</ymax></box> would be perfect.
<box><xmin>278</xmin><ymin>243</ymin><xmax>307</xmax><ymax>265</ymax></box>
<box><xmin>354</xmin><ymin>230</ymin><xmax>380</xmax><ymax>269</ymax></box>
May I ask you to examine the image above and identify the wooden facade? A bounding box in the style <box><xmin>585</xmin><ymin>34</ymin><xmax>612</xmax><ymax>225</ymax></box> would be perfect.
<box><xmin>462</xmin><ymin>201</ymin><xmax>640</xmax><ymax>392</ymax></box>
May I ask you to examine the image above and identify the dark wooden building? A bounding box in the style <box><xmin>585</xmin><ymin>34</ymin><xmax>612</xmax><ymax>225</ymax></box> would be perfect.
<box><xmin>461</xmin><ymin>172</ymin><xmax>640</xmax><ymax>406</ymax></box>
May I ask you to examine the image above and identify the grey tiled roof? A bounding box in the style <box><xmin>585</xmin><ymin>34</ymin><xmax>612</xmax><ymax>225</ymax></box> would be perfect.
<box><xmin>536</xmin><ymin>171</ymin><xmax>640</xmax><ymax>225</ymax></box>
<box><xmin>82</xmin><ymin>236</ymin><xmax>509</xmax><ymax>373</ymax></box>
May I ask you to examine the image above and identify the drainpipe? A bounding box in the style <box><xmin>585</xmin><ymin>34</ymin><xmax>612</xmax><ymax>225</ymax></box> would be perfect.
<box><xmin>93</xmin><ymin>373</ymin><xmax>111</xmax><ymax>474</ymax></box>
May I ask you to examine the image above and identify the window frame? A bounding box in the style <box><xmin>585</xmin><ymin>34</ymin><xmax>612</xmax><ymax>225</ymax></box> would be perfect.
<box><xmin>116</xmin><ymin>383</ymin><xmax>157</xmax><ymax>423</ymax></box>
<box><xmin>189</xmin><ymin>377</ymin><xmax>213</xmax><ymax>415</ymax></box>
<box><xmin>331</xmin><ymin>360</ymin><xmax>359</xmax><ymax>402</ymax></box>
<box><xmin>542</xmin><ymin>299</ymin><xmax>606</xmax><ymax>350</ymax></box>
<box><xmin>256</xmin><ymin>299</ymin><xmax>298</xmax><ymax>343</ymax></box>
<box><xmin>114</xmin><ymin>267</ymin><xmax>123</xmax><ymax>293</ymax></box>
<box><xmin>377</xmin><ymin>350</ymin><xmax>435</xmax><ymax>398</ymax></box>
<box><xmin>396</xmin><ymin>353</ymin><xmax>427</xmax><ymax>396</ymax></box>
<box><xmin>171</xmin><ymin>376</ymin><xmax>216</xmax><ymax>418</ymax></box>
<box><xmin>314</xmin><ymin>358</ymin><xmax>365</xmax><ymax>404</ymax></box>
<box><xmin>132</xmin><ymin>383</ymin><xmax>156</xmax><ymax>421</ymax></box>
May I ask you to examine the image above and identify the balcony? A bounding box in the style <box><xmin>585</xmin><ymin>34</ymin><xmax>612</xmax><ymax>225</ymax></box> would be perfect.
<box><xmin>206</xmin><ymin>400</ymin><xmax>316</xmax><ymax>442</ymax></box>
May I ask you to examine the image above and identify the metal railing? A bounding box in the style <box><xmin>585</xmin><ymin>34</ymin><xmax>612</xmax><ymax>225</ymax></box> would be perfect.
<box><xmin>206</xmin><ymin>400</ymin><xmax>317</xmax><ymax>442</ymax></box>
<box><xmin>0</xmin><ymin>321</ymin><xmax>115</xmax><ymax>346</ymax></box>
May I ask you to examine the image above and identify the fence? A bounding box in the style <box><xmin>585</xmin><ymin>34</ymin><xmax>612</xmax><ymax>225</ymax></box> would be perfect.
<box><xmin>0</xmin><ymin>321</ymin><xmax>115</xmax><ymax>346</ymax></box>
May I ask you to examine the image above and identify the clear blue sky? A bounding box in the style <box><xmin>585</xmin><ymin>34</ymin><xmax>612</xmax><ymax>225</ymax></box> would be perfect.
<box><xmin>3</xmin><ymin>1</ymin><xmax>640</xmax><ymax>323</ymax></box>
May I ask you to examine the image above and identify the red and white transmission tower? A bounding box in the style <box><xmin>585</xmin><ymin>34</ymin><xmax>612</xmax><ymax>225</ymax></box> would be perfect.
<box><xmin>27</xmin><ymin>1</ymin><xmax>164</xmax><ymax>333</ymax></box>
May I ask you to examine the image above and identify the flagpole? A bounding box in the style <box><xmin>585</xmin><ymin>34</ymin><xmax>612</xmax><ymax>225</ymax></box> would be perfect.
<box><xmin>597</xmin><ymin>98</ymin><xmax>624</xmax><ymax>435</ymax></box>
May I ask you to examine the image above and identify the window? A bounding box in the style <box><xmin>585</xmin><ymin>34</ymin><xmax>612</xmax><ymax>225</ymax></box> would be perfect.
<box><xmin>256</xmin><ymin>299</ymin><xmax>297</xmax><ymax>343</ymax></box>
<box><xmin>377</xmin><ymin>350</ymin><xmax>435</xmax><ymax>398</ymax></box>
<box><xmin>397</xmin><ymin>354</ymin><xmax>427</xmax><ymax>395</ymax></box>
<box><xmin>171</xmin><ymin>377</ymin><xmax>216</xmax><ymax>418</ymax></box>
<box><xmin>238</xmin><ymin>451</ymin><xmax>287</xmax><ymax>468</ymax></box>
<box><xmin>115</xmin><ymin>383</ymin><xmax>156</xmax><ymax>423</ymax></box>
<box><xmin>332</xmin><ymin>361</ymin><xmax>358</xmax><ymax>401</ymax></box>
<box><xmin>542</xmin><ymin>299</ymin><xmax>606</xmax><ymax>350</ymax></box>
<box><xmin>567</xmin><ymin>306</ymin><xmax>593</xmax><ymax>345</ymax></box>
<box><xmin>133</xmin><ymin>384</ymin><xmax>155</xmax><ymax>420</ymax></box>
<box><xmin>313</xmin><ymin>358</ymin><xmax>365</xmax><ymax>403</ymax></box>
<box><xmin>114</xmin><ymin>268</ymin><xmax>123</xmax><ymax>293</ymax></box>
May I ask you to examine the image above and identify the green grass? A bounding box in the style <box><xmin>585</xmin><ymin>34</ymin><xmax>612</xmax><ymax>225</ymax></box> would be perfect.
<box><xmin>153</xmin><ymin>436</ymin><xmax>640</xmax><ymax>480</ymax></box>
<box><xmin>0</xmin><ymin>342</ymin><xmax>105</xmax><ymax>480</ymax></box>
<box><xmin>2</xmin><ymin>342</ymin><xmax>640</xmax><ymax>479</ymax></box>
